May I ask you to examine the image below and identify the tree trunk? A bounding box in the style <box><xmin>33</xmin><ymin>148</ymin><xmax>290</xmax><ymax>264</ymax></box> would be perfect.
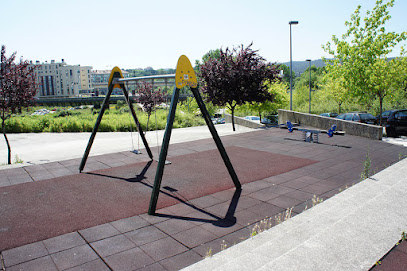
<box><xmin>231</xmin><ymin>106</ymin><xmax>236</xmax><ymax>131</ymax></box>
<box><xmin>2</xmin><ymin>120</ymin><xmax>11</xmax><ymax>164</ymax></box>
<box><xmin>146</xmin><ymin>114</ymin><xmax>151</xmax><ymax>134</ymax></box>
<box><xmin>379</xmin><ymin>96</ymin><xmax>383</xmax><ymax>126</ymax></box>
<box><xmin>338</xmin><ymin>103</ymin><xmax>342</xmax><ymax>114</ymax></box>
<box><xmin>258</xmin><ymin>111</ymin><xmax>262</xmax><ymax>122</ymax></box>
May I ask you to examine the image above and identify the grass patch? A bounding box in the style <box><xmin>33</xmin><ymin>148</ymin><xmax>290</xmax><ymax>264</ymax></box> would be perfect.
<box><xmin>2</xmin><ymin>106</ymin><xmax>206</xmax><ymax>133</ymax></box>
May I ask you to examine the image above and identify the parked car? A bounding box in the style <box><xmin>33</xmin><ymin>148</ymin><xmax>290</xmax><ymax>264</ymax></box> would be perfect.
<box><xmin>211</xmin><ymin>116</ymin><xmax>225</xmax><ymax>125</ymax></box>
<box><xmin>375</xmin><ymin>110</ymin><xmax>396</xmax><ymax>125</ymax></box>
<box><xmin>244</xmin><ymin>116</ymin><xmax>261</xmax><ymax>123</ymax></box>
<box><xmin>320</xmin><ymin>112</ymin><xmax>338</xmax><ymax>118</ymax></box>
<box><xmin>261</xmin><ymin>115</ymin><xmax>278</xmax><ymax>125</ymax></box>
<box><xmin>383</xmin><ymin>109</ymin><xmax>407</xmax><ymax>137</ymax></box>
<box><xmin>336</xmin><ymin>112</ymin><xmax>376</xmax><ymax>124</ymax></box>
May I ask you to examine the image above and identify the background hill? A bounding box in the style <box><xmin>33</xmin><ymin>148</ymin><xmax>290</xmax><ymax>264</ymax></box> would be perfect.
<box><xmin>281</xmin><ymin>59</ymin><xmax>327</xmax><ymax>76</ymax></box>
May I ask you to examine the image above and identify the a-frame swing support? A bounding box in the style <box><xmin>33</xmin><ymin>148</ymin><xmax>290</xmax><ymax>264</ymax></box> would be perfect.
<box><xmin>79</xmin><ymin>67</ymin><xmax>153</xmax><ymax>173</ymax></box>
<box><xmin>148</xmin><ymin>55</ymin><xmax>241</xmax><ymax>215</ymax></box>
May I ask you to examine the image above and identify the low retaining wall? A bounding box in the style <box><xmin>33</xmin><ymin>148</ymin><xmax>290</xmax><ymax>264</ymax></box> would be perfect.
<box><xmin>278</xmin><ymin>109</ymin><xmax>383</xmax><ymax>140</ymax></box>
<box><xmin>224</xmin><ymin>114</ymin><xmax>264</xmax><ymax>129</ymax></box>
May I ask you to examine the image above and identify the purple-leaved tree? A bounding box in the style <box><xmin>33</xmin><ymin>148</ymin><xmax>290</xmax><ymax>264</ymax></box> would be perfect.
<box><xmin>136</xmin><ymin>81</ymin><xmax>165</xmax><ymax>132</ymax></box>
<box><xmin>0</xmin><ymin>45</ymin><xmax>37</xmax><ymax>164</ymax></box>
<box><xmin>199</xmin><ymin>44</ymin><xmax>280</xmax><ymax>131</ymax></box>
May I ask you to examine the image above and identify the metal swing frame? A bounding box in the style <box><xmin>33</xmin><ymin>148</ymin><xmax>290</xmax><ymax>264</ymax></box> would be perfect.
<box><xmin>79</xmin><ymin>69</ymin><xmax>173</xmax><ymax>172</ymax></box>
<box><xmin>147</xmin><ymin>56</ymin><xmax>241</xmax><ymax>215</ymax></box>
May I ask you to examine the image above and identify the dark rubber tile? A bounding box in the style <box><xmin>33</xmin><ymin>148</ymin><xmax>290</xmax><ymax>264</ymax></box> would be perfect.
<box><xmin>172</xmin><ymin>226</ymin><xmax>218</xmax><ymax>248</ymax></box>
<box><xmin>79</xmin><ymin>223</ymin><xmax>121</xmax><ymax>243</ymax></box>
<box><xmin>90</xmin><ymin>235</ymin><xmax>136</xmax><ymax>257</ymax></box>
<box><xmin>65</xmin><ymin>259</ymin><xmax>110</xmax><ymax>271</ymax></box>
<box><xmin>42</xmin><ymin>232</ymin><xmax>86</xmax><ymax>254</ymax></box>
<box><xmin>110</xmin><ymin>215</ymin><xmax>150</xmax><ymax>233</ymax></box>
<box><xmin>124</xmin><ymin>225</ymin><xmax>168</xmax><ymax>246</ymax></box>
<box><xmin>371</xmin><ymin>250</ymin><xmax>407</xmax><ymax>271</ymax></box>
<box><xmin>159</xmin><ymin>250</ymin><xmax>203</xmax><ymax>271</ymax></box>
<box><xmin>267</xmin><ymin>195</ymin><xmax>303</xmax><ymax>209</ymax></box>
<box><xmin>104</xmin><ymin>247</ymin><xmax>155</xmax><ymax>271</ymax></box>
<box><xmin>2</xmin><ymin>241</ymin><xmax>48</xmax><ymax>267</ymax></box>
<box><xmin>6</xmin><ymin>255</ymin><xmax>58</xmax><ymax>271</ymax></box>
<box><xmin>50</xmin><ymin>244</ymin><xmax>99</xmax><ymax>271</ymax></box>
<box><xmin>154</xmin><ymin>219</ymin><xmax>196</xmax><ymax>235</ymax></box>
<box><xmin>140</xmin><ymin>237</ymin><xmax>188</xmax><ymax>261</ymax></box>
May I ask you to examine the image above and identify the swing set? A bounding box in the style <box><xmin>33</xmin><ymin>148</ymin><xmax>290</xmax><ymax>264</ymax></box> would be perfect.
<box><xmin>79</xmin><ymin>55</ymin><xmax>241</xmax><ymax>215</ymax></box>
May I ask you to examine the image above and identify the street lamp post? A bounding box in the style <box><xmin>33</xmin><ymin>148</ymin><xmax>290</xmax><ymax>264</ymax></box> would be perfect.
<box><xmin>306</xmin><ymin>59</ymin><xmax>311</xmax><ymax>113</ymax></box>
<box><xmin>289</xmin><ymin>21</ymin><xmax>298</xmax><ymax>111</ymax></box>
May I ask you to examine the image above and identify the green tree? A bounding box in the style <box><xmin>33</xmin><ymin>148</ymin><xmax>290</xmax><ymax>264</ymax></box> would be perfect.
<box><xmin>236</xmin><ymin>80</ymin><xmax>289</xmax><ymax>118</ymax></box>
<box><xmin>320</xmin><ymin>75</ymin><xmax>348</xmax><ymax>113</ymax></box>
<box><xmin>277</xmin><ymin>64</ymin><xmax>295</xmax><ymax>84</ymax></box>
<box><xmin>323</xmin><ymin>0</ymin><xmax>407</xmax><ymax>123</ymax></box>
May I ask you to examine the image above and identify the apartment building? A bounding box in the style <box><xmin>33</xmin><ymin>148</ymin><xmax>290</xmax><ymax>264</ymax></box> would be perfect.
<box><xmin>30</xmin><ymin>59</ymin><xmax>92</xmax><ymax>98</ymax></box>
<box><xmin>91</xmin><ymin>69</ymin><xmax>129</xmax><ymax>95</ymax></box>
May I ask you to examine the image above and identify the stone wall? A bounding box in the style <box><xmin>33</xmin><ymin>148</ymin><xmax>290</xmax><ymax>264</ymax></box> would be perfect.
<box><xmin>224</xmin><ymin>114</ymin><xmax>264</xmax><ymax>129</ymax></box>
<box><xmin>278</xmin><ymin>109</ymin><xmax>383</xmax><ymax>140</ymax></box>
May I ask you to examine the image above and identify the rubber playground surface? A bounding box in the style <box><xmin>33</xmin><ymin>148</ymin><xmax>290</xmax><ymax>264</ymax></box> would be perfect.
<box><xmin>0</xmin><ymin>146</ymin><xmax>316</xmax><ymax>251</ymax></box>
<box><xmin>1</xmin><ymin>127</ymin><xmax>406</xmax><ymax>270</ymax></box>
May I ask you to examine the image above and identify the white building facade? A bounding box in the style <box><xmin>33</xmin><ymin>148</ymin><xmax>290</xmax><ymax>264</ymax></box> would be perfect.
<box><xmin>30</xmin><ymin>59</ymin><xmax>92</xmax><ymax>98</ymax></box>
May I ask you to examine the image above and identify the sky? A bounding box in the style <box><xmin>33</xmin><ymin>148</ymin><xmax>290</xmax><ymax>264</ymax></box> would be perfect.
<box><xmin>1</xmin><ymin>0</ymin><xmax>406</xmax><ymax>70</ymax></box>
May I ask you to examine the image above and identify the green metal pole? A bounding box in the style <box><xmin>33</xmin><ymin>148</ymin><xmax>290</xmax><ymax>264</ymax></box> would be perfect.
<box><xmin>190</xmin><ymin>87</ymin><xmax>241</xmax><ymax>190</ymax></box>
<box><xmin>79</xmin><ymin>74</ymin><xmax>117</xmax><ymax>172</ymax></box>
<box><xmin>122</xmin><ymin>85</ymin><xmax>153</xmax><ymax>160</ymax></box>
<box><xmin>148</xmin><ymin>86</ymin><xmax>180</xmax><ymax>215</ymax></box>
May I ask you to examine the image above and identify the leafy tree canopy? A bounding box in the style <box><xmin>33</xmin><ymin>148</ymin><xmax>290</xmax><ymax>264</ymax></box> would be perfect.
<box><xmin>1</xmin><ymin>45</ymin><xmax>37</xmax><ymax>164</ymax></box>
<box><xmin>322</xmin><ymin>0</ymin><xmax>407</xmax><ymax>124</ymax></box>
<box><xmin>199</xmin><ymin>44</ymin><xmax>280</xmax><ymax>130</ymax></box>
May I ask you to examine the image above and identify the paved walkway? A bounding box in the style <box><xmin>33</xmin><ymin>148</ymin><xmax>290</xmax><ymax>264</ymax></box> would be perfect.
<box><xmin>0</xmin><ymin>124</ymin><xmax>253</xmax><ymax>166</ymax></box>
<box><xmin>0</xmin><ymin>125</ymin><xmax>406</xmax><ymax>270</ymax></box>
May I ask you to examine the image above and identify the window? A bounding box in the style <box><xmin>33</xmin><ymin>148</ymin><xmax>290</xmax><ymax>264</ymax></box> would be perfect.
<box><xmin>396</xmin><ymin>111</ymin><xmax>407</xmax><ymax>118</ymax></box>
<box><xmin>345</xmin><ymin>114</ymin><xmax>353</xmax><ymax>121</ymax></box>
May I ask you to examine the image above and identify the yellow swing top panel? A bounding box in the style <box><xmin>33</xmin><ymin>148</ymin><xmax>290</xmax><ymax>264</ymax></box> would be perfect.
<box><xmin>108</xmin><ymin>66</ymin><xmax>124</xmax><ymax>89</ymax></box>
<box><xmin>175</xmin><ymin>55</ymin><xmax>198</xmax><ymax>88</ymax></box>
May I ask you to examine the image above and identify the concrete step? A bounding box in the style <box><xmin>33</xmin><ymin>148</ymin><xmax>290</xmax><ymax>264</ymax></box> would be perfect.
<box><xmin>184</xmin><ymin>159</ymin><xmax>407</xmax><ymax>270</ymax></box>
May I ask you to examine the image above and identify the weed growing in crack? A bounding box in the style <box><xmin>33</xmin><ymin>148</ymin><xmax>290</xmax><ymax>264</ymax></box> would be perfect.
<box><xmin>312</xmin><ymin>195</ymin><xmax>324</xmax><ymax>207</ymax></box>
<box><xmin>204</xmin><ymin>247</ymin><xmax>212</xmax><ymax>258</ymax></box>
<box><xmin>14</xmin><ymin>154</ymin><xmax>23</xmax><ymax>164</ymax></box>
<box><xmin>250</xmin><ymin>208</ymin><xmax>293</xmax><ymax>238</ymax></box>
<box><xmin>275</xmin><ymin>207</ymin><xmax>293</xmax><ymax>224</ymax></box>
<box><xmin>220</xmin><ymin>240</ymin><xmax>228</xmax><ymax>251</ymax></box>
<box><xmin>360</xmin><ymin>150</ymin><xmax>371</xmax><ymax>181</ymax></box>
